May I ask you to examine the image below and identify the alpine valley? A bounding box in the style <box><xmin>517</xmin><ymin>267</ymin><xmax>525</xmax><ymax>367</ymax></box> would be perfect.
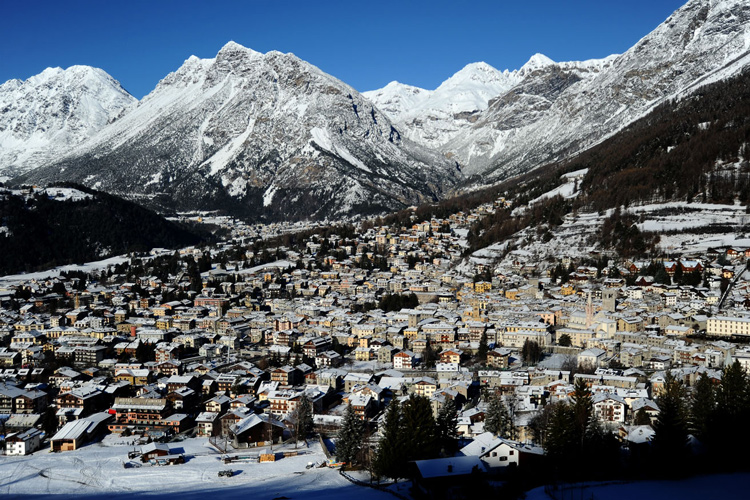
<box><xmin>2</xmin><ymin>0</ymin><xmax>750</xmax><ymax>225</ymax></box>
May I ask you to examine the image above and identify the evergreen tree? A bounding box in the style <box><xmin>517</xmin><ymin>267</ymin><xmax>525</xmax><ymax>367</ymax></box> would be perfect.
<box><xmin>522</xmin><ymin>340</ymin><xmax>542</xmax><ymax>365</ymax></box>
<box><xmin>571</xmin><ymin>377</ymin><xmax>593</xmax><ymax>448</ymax></box>
<box><xmin>294</xmin><ymin>395</ymin><xmax>314</xmax><ymax>442</ymax></box>
<box><xmin>372</xmin><ymin>400</ymin><xmax>406</xmax><ymax>480</ymax></box>
<box><xmin>436</xmin><ymin>399</ymin><xmax>459</xmax><ymax>453</ymax></box>
<box><xmin>689</xmin><ymin>373</ymin><xmax>715</xmax><ymax>445</ymax></box>
<box><xmin>654</xmin><ymin>266</ymin><xmax>671</xmax><ymax>285</ymax></box>
<box><xmin>558</xmin><ymin>333</ymin><xmax>572</xmax><ymax>347</ymax></box>
<box><xmin>633</xmin><ymin>408</ymin><xmax>652</xmax><ymax>426</ymax></box>
<box><xmin>400</xmin><ymin>394</ymin><xmax>439</xmax><ymax>461</ymax></box>
<box><xmin>714</xmin><ymin>361</ymin><xmax>749</xmax><ymax>465</ymax></box>
<box><xmin>652</xmin><ymin>373</ymin><xmax>689</xmax><ymax>472</ymax></box>
<box><xmin>477</xmin><ymin>331</ymin><xmax>489</xmax><ymax>362</ymax></box>
<box><xmin>336</xmin><ymin>404</ymin><xmax>364</xmax><ymax>465</ymax></box>
<box><xmin>544</xmin><ymin>402</ymin><xmax>575</xmax><ymax>463</ymax></box>
<box><xmin>484</xmin><ymin>392</ymin><xmax>511</xmax><ymax>438</ymax></box>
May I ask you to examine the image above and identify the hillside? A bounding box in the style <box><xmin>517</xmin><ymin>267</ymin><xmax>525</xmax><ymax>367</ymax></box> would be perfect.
<box><xmin>0</xmin><ymin>185</ymin><xmax>205</xmax><ymax>275</ymax></box>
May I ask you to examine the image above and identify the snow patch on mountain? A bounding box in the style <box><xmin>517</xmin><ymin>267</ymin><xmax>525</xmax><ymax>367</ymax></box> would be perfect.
<box><xmin>0</xmin><ymin>65</ymin><xmax>136</xmax><ymax>176</ymax></box>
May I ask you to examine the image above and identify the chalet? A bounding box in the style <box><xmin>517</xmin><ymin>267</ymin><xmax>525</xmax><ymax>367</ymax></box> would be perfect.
<box><xmin>412</xmin><ymin>377</ymin><xmax>438</xmax><ymax>398</ymax></box>
<box><xmin>230</xmin><ymin>413</ymin><xmax>285</xmax><ymax>447</ymax></box>
<box><xmin>271</xmin><ymin>366</ymin><xmax>301</xmax><ymax>386</ymax></box>
<box><xmin>195</xmin><ymin>411</ymin><xmax>220</xmax><ymax>437</ymax></box>
<box><xmin>459</xmin><ymin>432</ymin><xmax>545</xmax><ymax>471</ymax></box>
<box><xmin>5</xmin><ymin>428</ymin><xmax>43</xmax><ymax>456</ymax></box>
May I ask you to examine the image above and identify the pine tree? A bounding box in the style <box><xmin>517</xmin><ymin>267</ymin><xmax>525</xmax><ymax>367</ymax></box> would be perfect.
<box><xmin>689</xmin><ymin>373</ymin><xmax>715</xmax><ymax>445</ymax></box>
<box><xmin>477</xmin><ymin>331</ymin><xmax>489</xmax><ymax>362</ymax></box>
<box><xmin>714</xmin><ymin>361</ymin><xmax>750</xmax><ymax>465</ymax></box>
<box><xmin>484</xmin><ymin>392</ymin><xmax>511</xmax><ymax>438</ymax></box>
<box><xmin>294</xmin><ymin>395</ymin><xmax>314</xmax><ymax>442</ymax></box>
<box><xmin>373</xmin><ymin>400</ymin><xmax>405</xmax><ymax>480</ymax></box>
<box><xmin>571</xmin><ymin>377</ymin><xmax>593</xmax><ymax>448</ymax></box>
<box><xmin>436</xmin><ymin>399</ymin><xmax>459</xmax><ymax>453</ymax></box>
<box><xmin>544</xmin><ymin>402</ymin><xmax>575</xmax><ymax>463</ymax></box>
<box><xmin>400</xmin><ymin>394</ymin><xmax>439</xmax><ymax>461</ymax></box>
<box><xmin>652</xmin><ymin>372</ymin><xmax>689</xmax><ymax>472</ymax></box>
<box><xmin>633</xmin><ymin>407</ymin><xmax>652</xmax><ymax>426</ymax></box>
<box><xmin>336</xmin><ymin>404</ymin><xmax>364</xmax><ymax>465</ymax></box>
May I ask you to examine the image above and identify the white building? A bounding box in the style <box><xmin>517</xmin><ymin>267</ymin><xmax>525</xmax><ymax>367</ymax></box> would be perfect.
<box><xmin>5</xmin><ymin>428</ymin><xmax>44</xmax><ymax>455</ymax></box>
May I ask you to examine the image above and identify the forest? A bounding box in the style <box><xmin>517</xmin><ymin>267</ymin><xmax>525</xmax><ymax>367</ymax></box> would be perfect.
<box><xmin>0</xmin><ymin>184</ymin><xmax>207</xmax><ymax>275</ymax></box>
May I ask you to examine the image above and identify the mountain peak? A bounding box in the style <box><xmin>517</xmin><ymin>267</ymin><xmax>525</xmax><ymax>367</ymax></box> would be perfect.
<box><xmin>219</xmin><ymin>40</ymin><xmax>250</xmax><ymax>53</ymax></box>
<box><xmin>519</xmin><ymin>53</ymin><xmax>556</xmax><ymax>73</ymax></box>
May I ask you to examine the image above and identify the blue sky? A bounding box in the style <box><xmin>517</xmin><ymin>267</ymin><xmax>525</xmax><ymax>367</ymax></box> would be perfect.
<box><xmin>1</xmin><ymin>0</ymin><xmax>688</xmax><ymax>99</ymax></box>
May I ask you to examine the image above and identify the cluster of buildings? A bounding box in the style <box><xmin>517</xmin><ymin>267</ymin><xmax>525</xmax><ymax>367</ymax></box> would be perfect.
<box><xmin>2</xmin><ymin>198</ymin><xmax>750</xmax><ymax>464</ymax></box>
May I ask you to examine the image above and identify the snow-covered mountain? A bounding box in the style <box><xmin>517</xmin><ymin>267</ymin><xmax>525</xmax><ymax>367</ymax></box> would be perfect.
<box><xmin>367</xmin><ymin>0</ymin><xmax>750</xmax><ymax>182</ymax></box>
<box><xmin>364</xmin><ymin>62</ymin><xmax>522</xmax><ymax>151</ymax></box>
<box><xmin>0</xmin><ymin>66</ymin><xmax>136</xmax><ymax>180</ymax></box>
<box><xmin>448</xmin><ymin>0</ymin><xmax>750</xmax><ymax>179</ymax></box>
<box><xmin>19</xmin><ymin>42</ymin><xmax>462</xmax><ymax>220</ymax></box>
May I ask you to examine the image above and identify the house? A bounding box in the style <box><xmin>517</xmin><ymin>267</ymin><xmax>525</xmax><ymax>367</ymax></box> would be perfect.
<box><xmin>412</xmin><ymin>377</ymin><xmax>438</xmax><ymax>398</ymax></box>
<box><xmin>195</xmin><ymin>411</ymin><xmax>220</xmax><ymax>437</ymax></box>
<box><xmin>230</xmin><ymin>413</ymin><xmax>285</xmax><ymax>447</ymax></box>
<box><xmin>413</xmin><ymin>456</ymin><xmax>487</xmax><ymax>498</ymax></box>
<box><xmin>141</xmin><ymin>442</ymin><xmax>170</xmax><ymax>460</ymax></box>
<box><xmin>393</xmin><ymin>350</ymin><xmax>417</xmax><ymax>370</ymax></box>
<box><xmin>459</xmin><ymin>431</ymin><xmax>544</xmax><ymax>471</ymax></box>
<box><xmin>5</xmin><ymin>428</ymin><xmax>43</xmax><ymax>456</ymax></box>
<box><xmin>578</xmin><ymin>348</ymin><xmax>607</xmax><ymax>369</ymax></box>
<box><xmin>592</xmin><ymin>393</ymin><xmax>627</xmax><ymax>423</ymax></box>
<box><xmin>486</xmin><ymin>348</ymin><xmax>511</xmax><ymax>369</ymax></box>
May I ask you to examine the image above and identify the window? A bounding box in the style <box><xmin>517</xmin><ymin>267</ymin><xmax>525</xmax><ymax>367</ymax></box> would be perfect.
<box><xmin>509</xmin><ymin>450</ymin><xmax>514</xmax><ymax>455</ymax></box>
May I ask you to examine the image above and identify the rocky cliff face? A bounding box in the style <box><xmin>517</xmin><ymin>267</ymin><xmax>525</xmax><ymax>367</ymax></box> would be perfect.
<box><xmin>19</xmin><ymin>42</ymin><xmax>461</xmax><ymax>221</ymax></box>
<box><xmin>0</xmin><ymin>65</ymin><xmax>136</xmax><ymax>180</ymax></box>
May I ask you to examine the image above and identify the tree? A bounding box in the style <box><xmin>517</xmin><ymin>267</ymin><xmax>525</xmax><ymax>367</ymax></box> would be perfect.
<box><xmin>336</xmin><ymin>404</ymin><xmax>364</xmax><ymax>465</ymax></box>
<box><xmin>400</xmin><ymin>394</ymin><xmax>439</xmax><ymax>462</ymax></box>
<box><xmin>571</xmin><ymin>378</ymin><xmax>593</xmax><ymax>448</ymax></box>
<box><xmin>633</xmin><ymin>407</ymin><xmax>652</xmax><ymax>426</ymax></box>
<box><xmin>436</xmin><ymin>399</ymin><xmax>459</xmax><ymax>454</ymax></box>
<box><xmin>521</xmin><ymin>340</ymin><xmax>542</xmax><ymax>365</ymax></box>
<box><xmin>477</xmin><ymin>331</ymin><xmax>489</xmax><ymax>362</ymax></box>
<box><xmin>652</xmin><ymin>372</ymin><xmax>689</xmax><ymax>472</ymax></box>
<box><xmin>293</xmin><ymin>396</ymin><xmax>314</xmax><ymax>445</ymax></box>
<box><xmin>654</xmin><ymin>265</ymin><xmax>670</xmax><ymax>285</ymax></box>
<box><xmin>558</xmin><ymin>333</ymin><xmax>572</xmax><ymax>347</ymax></box>
<box><xmin>423</xmin><ymin>342</ymin><xmax>439</xmax><ymax>369</ymax></box>
<box><xmin>484</xmin><ymin>392</ymin><xmax>511</xmax><ymax>438</ymax></box>
<box><xmin>544</xmin><ymin>402</ymin><xmax>575</xmax><ymax>463</ymax></box>
<box><xmin>714</xmin><ymin>361</ymin><xmax>749</xmax><ymax>465</ymax></box>
<box><xmin>689</xmin><ymin>373</ymin><xmax>715</xmax><ymax>445</ymax></box>
<box><xmin>372</xmin><ymin>400</ymin><xmax>406</xmax><ymax>480</ymax></box>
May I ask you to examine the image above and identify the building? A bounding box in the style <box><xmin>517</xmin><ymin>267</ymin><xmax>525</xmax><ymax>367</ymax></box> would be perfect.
<box><xmin>5</xmin><ymin>428</ymin><xmax>43</xmax><ymax>455</ymax></box>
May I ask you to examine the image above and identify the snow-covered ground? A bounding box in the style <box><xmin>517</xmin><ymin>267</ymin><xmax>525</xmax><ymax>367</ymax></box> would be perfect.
<box><xmin>470</xmin><ymin>199</ymin><xmax>750</xmax><ymax>269</ymax></box>
<box><xmin>0</xmin><ymin>436</ymin><xmax>394</xmax><ymax>500</ymax></box>
<box><xmin>526</xmin><ymin>474</ymin><xmax>750</xmax><ymax>500</ymax></box>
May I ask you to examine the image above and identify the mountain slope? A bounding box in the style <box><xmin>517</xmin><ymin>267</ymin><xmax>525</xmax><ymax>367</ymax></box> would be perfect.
<box><xmin>0</xmin><ymin>66</ymin><xmax>136</xmax><ymax>180</ymax></box>
<box><xmin>18</xmin><ymin>42</ymin><xmax>461</xmax><ymax>221</ymax></box>
<box><xmin>0</xmin><ymin>185</ymin><xmax>205</xmax><ymax>275</ymax></box>
<box><xmin>449</xmin><ymin>0</ymin><xmax>750</xmax><ymax>180</ymax></box>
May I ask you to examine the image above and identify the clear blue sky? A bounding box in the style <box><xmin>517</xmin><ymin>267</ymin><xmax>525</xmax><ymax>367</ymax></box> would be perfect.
<box><xmin>1</xmin><ymin>0</ymin><xmax>688</xmax><ymax>99</ymax></box>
